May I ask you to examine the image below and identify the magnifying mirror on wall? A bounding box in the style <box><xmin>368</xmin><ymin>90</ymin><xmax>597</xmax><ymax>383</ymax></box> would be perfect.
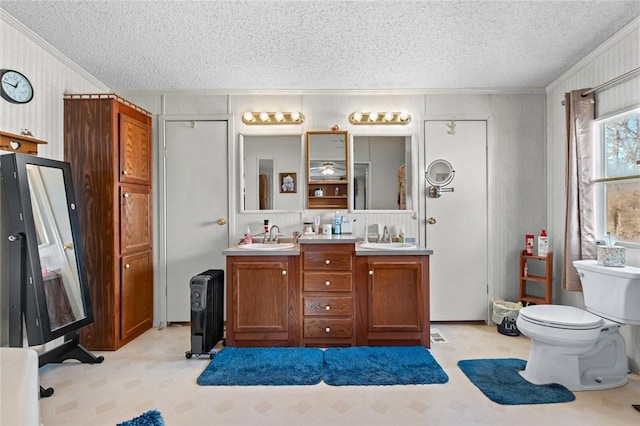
<box><xmin>426</xmin><ymin>159</ymin><xmax>455</xmax><ymax>198</ymax></box>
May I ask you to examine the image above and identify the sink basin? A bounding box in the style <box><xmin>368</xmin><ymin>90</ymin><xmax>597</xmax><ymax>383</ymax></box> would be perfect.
<box><xmin>359</xmin><ymin>242</ymin><xmax>417</xmax><ymax>250</ymax></box>
<box><xmin>238</xmin><ymin>243</ymin><xmax>296</xmax><ymax>250</ymax></box>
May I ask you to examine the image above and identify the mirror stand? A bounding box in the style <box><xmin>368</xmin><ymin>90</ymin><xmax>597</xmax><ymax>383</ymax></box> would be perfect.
<box><xmin>7</xmin><ymin>232</ymin><xmax>104</xmax><ymax>398</ymax></box>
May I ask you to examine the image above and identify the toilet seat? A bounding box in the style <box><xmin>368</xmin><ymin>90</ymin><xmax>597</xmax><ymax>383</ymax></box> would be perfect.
<box><xmin>519</xmin><ymin>305</ymin><xmax>603</xmax><ymax>330</ymax></box>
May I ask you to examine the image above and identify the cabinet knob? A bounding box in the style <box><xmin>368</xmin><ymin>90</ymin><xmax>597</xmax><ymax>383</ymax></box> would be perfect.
<box><xmin>122</xmin><ymin>170</ymin><xmax>129</xmax><ymax>175</ymax></box>
<box><xmin>325</xmin><ymin>259</ymin><xmax>331</xmax><ymax>265</ymax></box>
<box><xmin>325</xmin><ymin>280</ymin><xmax>330</xmax><ymax>286</ymax></box>
<box><xmin>369</xmin><ymin>270</ymin><xmax>373</xmax><ymax>275</ymax></box>
<box><xmin>217</xmin><ymin>218</ymin><xmax>226</xmax><ymax>225</ymax></box>
<box><xmin>325</xmin><ymin>327</ymin><xmax>331</xmax><ymax>333</ymax></box>
<box><xmin>325</xmin><ymin>305</ymin><xmax>331</xmax><ymax>311</ymax></box>
<box><xmin>282</xmin><ymin>270</ymin><xmax>287</xmax><ymax>275</ymax></box>
<box><xmin>125</xmin><ymin>263</ymin><xmax>130</xmax><ymax>269</ymax></box>
<box><xmin>123</xmin><ymin>192</ymin><xmax>130</xmax><ymax>198</ymax></box>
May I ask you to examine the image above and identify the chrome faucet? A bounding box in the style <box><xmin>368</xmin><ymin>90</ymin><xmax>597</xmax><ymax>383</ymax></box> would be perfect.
<box><xmin>264</xmin><ymin>225</ymin><xmax>280</xmax><ymax>243</ymax></box>
<box><xmin>381</xmin><ymin>226</ymin><xmax>391</xmax><ymax>243</ymax></box>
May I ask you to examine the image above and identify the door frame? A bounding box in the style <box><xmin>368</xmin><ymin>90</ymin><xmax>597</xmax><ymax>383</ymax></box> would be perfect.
<box><xmin>421</xmin><ymin>115</ymin><xmax>493</xmax><ymax>323</ymax></box>
<box><xmin>158</xmin><ymin>114</ymin><xmax>233</xmax><ymax>327</ymax></box>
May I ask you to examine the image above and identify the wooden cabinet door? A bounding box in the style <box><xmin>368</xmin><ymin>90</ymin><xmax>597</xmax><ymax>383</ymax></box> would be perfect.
<box><xmin>231</xmin><ymin>260</ymin><xmax>289</xmax><ymax>333</ymax></box>
<box><xmin>367</xmin><ymin>261</ymin><xmax>423</xmax><ymax>332</ymax></box>
<box><xmin>120</xmin><ymin>184</ymin><xmax>152</xmax><ymax>254</ymax></box>
<box><xmin>120</xmin><ymin>251</ymin><xmax>153</xmax><ymax>342</ymax></box>
<box><xmin>119</xmin><ymin>113</ymin><xmax>151</xmax><ymax>185</ymax></box>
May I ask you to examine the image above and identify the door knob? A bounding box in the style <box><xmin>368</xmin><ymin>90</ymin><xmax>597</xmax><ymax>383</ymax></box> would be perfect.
<box><xmin>428</xmin><ymin>217</ymin><xmax>436</xmax><ymax>224</ymax></box>
<box><xmin>63</xmin><ymin>242</ymin><xmax>74</xmax><ymax>251</ymax></box>
<box><xmin>217</xmin><ymin>218</ymin><xmax>226</xmax><ymax>225</ymax></box>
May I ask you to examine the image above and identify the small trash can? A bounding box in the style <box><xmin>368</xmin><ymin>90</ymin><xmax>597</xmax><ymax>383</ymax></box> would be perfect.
<box><xmin>492</xmin><ymin>298</ymin><xmax>523</xmax><ymax>336</ymax></box>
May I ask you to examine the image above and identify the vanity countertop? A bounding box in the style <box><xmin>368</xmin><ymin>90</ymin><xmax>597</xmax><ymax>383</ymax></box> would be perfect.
<box><xmin>355</xmin><ymin>244</ymin><xmax>433</xmax><ymax>256</ymax></box>
<box><xmin>222</xmin><ymin>244</ymin><xmax>300</xmax><ymax>256</ymax></box>
<box><xmin>298</xmin><ymin>234</ymin><xmax>359</xmax><ymax>244</ymax></box>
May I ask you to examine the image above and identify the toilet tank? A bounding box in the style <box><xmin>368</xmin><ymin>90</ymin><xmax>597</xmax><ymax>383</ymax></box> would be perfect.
<box><xmin>573</xmin><ymin>260</ymin><xmax>640</xmax><ymax>325</ymax></box>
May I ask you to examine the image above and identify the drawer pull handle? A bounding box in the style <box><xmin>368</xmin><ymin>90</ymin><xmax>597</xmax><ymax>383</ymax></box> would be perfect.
<box><xmin>125</xmin><ymin>263</ymin><xmax>130</xmax><ymax>269</ymax></box>
<box><xmin>282</xmin><ymin>270</ymin><xmax>287</xmax><ymax>275</ymax></box>
<box><xmin>325</xmin><ymin>305</ymin><xmax>331</xmax><ymax>311</ymax></box>
<box><xmin>325</xmin><ymin>280</ymin><xmax>330</xmax><ymax>286</ymax></box>
<box><xmin>369</xmin><ymin>270</ymin><xmax>373</xmax><ymax>275</ymax></box>
<box><xmin>325</xmin><ymin>259</ymin><xmax>331</xmax><ymax>264</ymax></box>
<box><xmin>325</xmin><ymin>327</ymin><xmax>331</xmax><ymax>333</ymax></box>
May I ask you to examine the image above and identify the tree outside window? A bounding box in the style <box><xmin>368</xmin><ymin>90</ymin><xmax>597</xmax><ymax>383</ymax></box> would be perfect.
<box><xmin>595</xmin><ymin>108</ymin><xmax>640</xmax><ymax>243</ymax></box>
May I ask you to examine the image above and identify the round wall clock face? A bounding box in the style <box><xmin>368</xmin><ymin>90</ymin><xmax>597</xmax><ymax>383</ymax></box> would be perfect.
<box><xmin>1</xmin><ymin>69</ymin><xmax>34</xmax><ymax>104</ymax></box>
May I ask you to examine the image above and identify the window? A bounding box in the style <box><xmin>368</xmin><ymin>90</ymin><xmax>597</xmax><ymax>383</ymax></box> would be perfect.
<box><xmin>594</xmin><ymin>107</ymin><xmax>640</xmax><ymax>244</ymax></box>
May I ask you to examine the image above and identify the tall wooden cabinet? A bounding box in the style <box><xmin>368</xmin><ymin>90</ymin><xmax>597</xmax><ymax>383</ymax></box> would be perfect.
<box><xmin>64</xmin><ymin>93</ymin><xmax>153</xmax><ymax>350</ymax></box>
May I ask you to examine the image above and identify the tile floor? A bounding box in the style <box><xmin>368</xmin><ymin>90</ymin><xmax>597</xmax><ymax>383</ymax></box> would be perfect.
<box><xmin>39</xmin><ymin>323</ymin><xmax>640</xmax><ymax>425</ymax></box>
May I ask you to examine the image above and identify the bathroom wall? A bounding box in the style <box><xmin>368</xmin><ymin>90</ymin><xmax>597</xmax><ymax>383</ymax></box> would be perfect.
<box><xmin>546</xmin><ymin>16</ymin><xmax>640</xmax><ymax>372</ymax></box>
<box><xmin>0</xmin><ymin>11</ymin><xmax>108</xmax><ymax>346</ymax></box>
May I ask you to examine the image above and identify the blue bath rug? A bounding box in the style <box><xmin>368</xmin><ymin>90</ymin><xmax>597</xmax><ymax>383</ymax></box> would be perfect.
<box><xmin>117</xmin><ymin>409</ymin><xmax>164</xmax><ymax>426</ymax></box>
<box><xmin>458</xmin><ymin>358</ymin><xmax>575</xmax><ymax>405</ymax></box>
<box><xmin>323</xmin><ymin>346</ymin><xmax>449</xmax><ymax>386</ymax></box>
<box><xmin>197</xmin><ymin>347</ymin><xmax>323</xmax><ymax>386</ymax></box>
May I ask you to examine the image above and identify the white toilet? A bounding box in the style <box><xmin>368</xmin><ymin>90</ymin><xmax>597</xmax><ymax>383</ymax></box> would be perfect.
<box><xmin>516</xmin><ymin>259</ymin><xmax>640</xmax><ymax>391</ymax></box>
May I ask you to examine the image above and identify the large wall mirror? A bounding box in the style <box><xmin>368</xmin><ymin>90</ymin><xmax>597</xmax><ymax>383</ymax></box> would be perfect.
<box><xmin>239</xmin><ymin>134</ymin><xmax>303</xmax><ymax>212</ymax></box>
<box><xmin>306</xmin><ymin>131</ymin><xmax>349</xmax><ymax>210</ymax></box>
<box><xmin>351</xmin><ymin>134</ymin><xmax>417</xmax><ymax>211</ymax></box>
<box><xmin>1</xmin><ymin>153</ymin><xmax>94</xmax><ymax>346</ymax></box>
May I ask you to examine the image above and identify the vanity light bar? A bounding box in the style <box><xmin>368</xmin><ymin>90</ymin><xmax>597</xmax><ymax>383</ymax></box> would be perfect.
<box><xmin>242</xmin><ymin>111</ymin><xmax>305</xmax><ymax>125</ymax></box>
<box><xmin>349</xmin><ymin>111</ymin><xmax>411</xmax><ymax>125</ymax></box>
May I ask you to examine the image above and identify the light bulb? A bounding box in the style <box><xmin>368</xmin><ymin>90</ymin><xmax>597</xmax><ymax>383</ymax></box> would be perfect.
<box><xmin>352</xmin><ymin>112</ymin><xmax>362</xmax><ymax>123</ymax></box>
<box><xmin>383</xmin><ymin>112</ymin><xmax>394</xmax><ymax>122</ymax></box>
<box><xmin>290</xmin><ymin>111</ymin><xmax>300</xmax><ymax>121</ymax></box>
<box><xmin>243</xmin><ymin>112</ymin><xmax>255</xmax><ymax>122</ymax></box>
<box><xmin>259</xmin><ymin>112</ymin><xmax>270</xmax><ymax>122</ymax></box>
<box><xmin>275</xmin><ymin>112</ymin><xmax>285</xmax><ymax>122</ymax></box>
<box><xmin>399</xmin><ymin>111</ymin><xmax>410</xmax><ymax>122</ymax></box>
<box><xmin>368</xmin><ymin>112</ymin><xmax>378</xmax><ymax>122</ymax></box>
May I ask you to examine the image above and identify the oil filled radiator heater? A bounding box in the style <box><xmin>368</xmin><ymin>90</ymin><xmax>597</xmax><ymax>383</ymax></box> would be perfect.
<box><xmin>186</xmin><ymin>269</ymin><xmax>224</xmax><ymax>358</ymax></box>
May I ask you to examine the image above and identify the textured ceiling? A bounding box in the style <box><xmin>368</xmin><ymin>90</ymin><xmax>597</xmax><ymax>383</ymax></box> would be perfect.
<box><xmin>2</xmin><ymin>1</ymin><xmax>640</xmax><ymax>91</ymax></box>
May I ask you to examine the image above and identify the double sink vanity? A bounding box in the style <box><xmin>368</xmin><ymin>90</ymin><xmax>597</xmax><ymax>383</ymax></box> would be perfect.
<box><xmin>222</xmin><ymin>236</ymin><xmax>433</xmax><ymax>348</ymax></box>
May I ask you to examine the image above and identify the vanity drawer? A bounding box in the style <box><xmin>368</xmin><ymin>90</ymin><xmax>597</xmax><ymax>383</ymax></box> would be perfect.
<box><xmin>304</xmin><ymin>319</ymin><xmax>352</xmax><ymax>338</ymax></box>
<box><xmin>304</xmin><ymin>296</ymin><xmax>352</xmax><ymax>316</ymax></box>
<box><xmin>303</xmin><ymin>272</ymin><xmax>352</xmax><ymax>292</ymax></box>
<box><xmin>303</xmin><ymin>252</ymin><xmax>352</xmax><ymax>271</ymax></box>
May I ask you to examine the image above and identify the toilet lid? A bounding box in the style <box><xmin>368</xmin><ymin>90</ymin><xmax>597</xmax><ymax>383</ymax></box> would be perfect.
<box><xmin>519</xmin><ymin>305</ymin><xmax>603</xmax><ymax>330</ymax></box>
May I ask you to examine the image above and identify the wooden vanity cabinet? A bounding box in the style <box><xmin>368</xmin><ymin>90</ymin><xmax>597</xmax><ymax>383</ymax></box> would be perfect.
<box><xmin>301</xmin><ymin>243</ymin><xmax>355</xmax><ymax>347</ymax></box>
<box><xmin>355</xmin><ymin>255</ymin><xmax>430</xmax><ymax>348</ymax></box>
<box><xmin>64</xmin><ymin>94</ymin><xmax>153</xmax><ymax>350</ymax></box>
<box><xmin>226</xmin><ymin>255</ymin><xmax>300</xmax><ymax>347</ymax></box>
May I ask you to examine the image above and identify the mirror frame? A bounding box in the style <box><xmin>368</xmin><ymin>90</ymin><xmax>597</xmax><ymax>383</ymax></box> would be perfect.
<box><xmin>1</xmin><ymin>153</ymin><xmax>94</xmax><ymax>346</ymax></box>
<box><xmin>349</xmin><ymin>133</ymin><xmax>418</xmax><ymax>213</ymax></box>
<box><xmin>306</xmin><ymin>130</ymin><xmax>349</xmax><ymax>210</ymax></box>
<box><xmin>238</xmin><ymin>133</ymin><xmax>304</xmax><ymax>213</ymax></box>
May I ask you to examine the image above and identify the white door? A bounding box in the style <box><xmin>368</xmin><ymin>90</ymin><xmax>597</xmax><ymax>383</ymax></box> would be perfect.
<box><xmin>164</xmin><ymin>120</ymin><xmax>228</xmax><ymax>322</ymax></box>
<box><xmin>425</xmin><ymin>120</ymin><xmax>487</xmax><ymax>321</ymax></box>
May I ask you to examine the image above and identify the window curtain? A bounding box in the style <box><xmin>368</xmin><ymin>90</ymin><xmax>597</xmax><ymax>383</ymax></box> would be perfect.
<box><xmin>563</xmin><ymin>89</ymin><xmax>595</xmax><ymax>291</ymax></box>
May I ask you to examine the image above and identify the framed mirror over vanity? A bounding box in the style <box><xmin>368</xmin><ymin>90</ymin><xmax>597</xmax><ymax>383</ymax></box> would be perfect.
<box><xmin>350</xmin><ymin>134</ymin><xmax>417</xmax><ymax>211</ymax></box>
<box><xmin>306</xmin><ymin>131</ymin><xmax>349</xmax><ymax>210</ymax></box>
<box><xmin>239</xmin><ymin>134</ymin><xmax>304</xmax><ymax>212</ymax></box>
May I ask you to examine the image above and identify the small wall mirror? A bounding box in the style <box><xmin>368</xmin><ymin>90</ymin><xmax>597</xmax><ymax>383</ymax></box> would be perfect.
<box><xmin>351</xmin><ymin>135</ymin><xmax>417</xmax><ymax>211</ymax></box>
<box><xmin>307</xmin><ymin>131</ymin><xmax>349</xmax><ymax>210</ymax></box>
<box><xmin>426</xmin><ymin>159</ymin><xmax>455</xmax><ymax>198</ymax></box>
<box><xmin>239</xmin><ymin>134</ymin><xmax>303</xmax><ymax>212</ymax></box>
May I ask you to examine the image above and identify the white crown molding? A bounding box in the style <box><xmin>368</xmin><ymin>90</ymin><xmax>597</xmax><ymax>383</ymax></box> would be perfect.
<box><xmin>1</xmin><ymin>8</ymin><xmax>109</xmax><ymax>91</ymax></box>
<box><xmin>546</xmin><ymin>15</ymin><xmax>640</xmax><ymax>92</ymax></box>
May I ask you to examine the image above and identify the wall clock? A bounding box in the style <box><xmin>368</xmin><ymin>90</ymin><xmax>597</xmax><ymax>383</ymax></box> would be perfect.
<box><xmin>1</xmin><ymin>69</ymin><xmax>34</xmax><ymax>104</ymax></box>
